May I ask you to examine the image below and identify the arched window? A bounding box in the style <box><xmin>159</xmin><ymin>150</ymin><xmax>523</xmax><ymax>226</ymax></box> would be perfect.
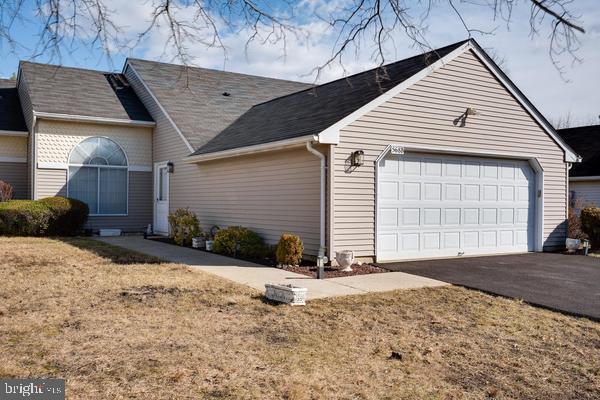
<box><xmin>68</xmin><ymin>137</ymin><xmax>128</xmax><ymax>215</ymax></box>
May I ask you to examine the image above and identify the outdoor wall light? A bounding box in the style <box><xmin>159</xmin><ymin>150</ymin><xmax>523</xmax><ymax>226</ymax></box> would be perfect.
<box><xmin>167</xmin><ymin>161</ymin><xmax>174</xmax><ymax>173</ymax></box>
<box><xmin>465</xmin><ymin>107</ymin><xmax>478</xmax><ymax>116</ymax></box>
<box><xmin>351</xmin><ymin>150</ymin><xmax>365</xmax><ymax>167</ymax></box>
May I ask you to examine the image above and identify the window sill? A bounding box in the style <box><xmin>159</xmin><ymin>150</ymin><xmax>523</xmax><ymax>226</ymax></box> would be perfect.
<box><xmin>89</xmin><ymin>214</ymin><xmax>129</xmax><ymax>217</ymax></box>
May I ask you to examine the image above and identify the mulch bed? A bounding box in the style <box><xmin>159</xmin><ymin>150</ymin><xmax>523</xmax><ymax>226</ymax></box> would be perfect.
<box><xmin>284</xmin><ymin>263</ymin><xmax>389</xmax><ymax>278</ymax></box>
<box><xmin>146</xmin><ymin>236</ymin><xmax>390</xmax><ymax>278</ymax></box>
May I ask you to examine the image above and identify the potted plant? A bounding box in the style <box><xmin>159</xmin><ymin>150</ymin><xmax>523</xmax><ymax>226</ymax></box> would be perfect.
<box><xmin>205</xmin><ymin>225</ymin><xmax>220</xmax><ymax>252</ymax></box>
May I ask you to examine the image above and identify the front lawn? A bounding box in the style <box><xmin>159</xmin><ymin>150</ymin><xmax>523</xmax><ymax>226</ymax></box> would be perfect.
<box><xmin>0</xmin><ymin>237</ymin><xmax>598</xmax><ymax>399</ymax></box>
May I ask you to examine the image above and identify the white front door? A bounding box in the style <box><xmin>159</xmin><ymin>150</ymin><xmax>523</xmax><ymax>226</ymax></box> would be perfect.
<box><xmin>154</xmin><ymin>162</ymin><xmax>170</xmax><ymax>235</ymax></box>
<box><xmin>376</xmin><ymin>152</ymin><xmax>536</xmax><ymax>262</ymax></box>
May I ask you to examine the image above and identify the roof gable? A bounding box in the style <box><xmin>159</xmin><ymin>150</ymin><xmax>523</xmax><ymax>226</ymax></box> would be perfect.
<box><xmin>18</xmin><ymin>62</ymin><xmax>152</xmax><ymax>122</ymax></box>
<box><xmin>188</xmin><ymin>39</ymin><xmax>578</xmax><ymax>163</ymax></box>
<box><xmin>558</xmin><ymin>125</ymin><xmax>600</xmax><ymax>177</ymax></box>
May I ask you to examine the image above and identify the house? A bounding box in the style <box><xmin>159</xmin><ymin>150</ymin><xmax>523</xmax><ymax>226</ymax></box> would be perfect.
<box><xmin>0</xmin><ymin>39</ymin><xmax>579</xmax><ymax>262</ymax></box>
<box><xmin>558</xmin><ymin>125</ymin><xmax>600</xmax><ymax>208</ymax></box>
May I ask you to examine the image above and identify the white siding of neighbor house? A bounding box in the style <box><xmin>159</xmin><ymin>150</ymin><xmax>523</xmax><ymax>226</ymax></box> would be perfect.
<box><xmin>333</xmin><ymin>49</ymin><xmax>568</xmax><ymax>257</ymax></box>
<box><xmin>0</xmin><ymin>136</ymin><xmax>28</xmax><ymax>199</ymax></box>
<box><xmin>125</xmin><ymin>65</ymin><xmax>322</xmax><ymax>254</ymax></box>
<box><xmin>0</xmin><ymin>136</ymin><xmax>27</xmax><ymax>159</ymax></box>
<box><xmin>34</xmin><ymin>119</ymin><xmax>153</xmax><ymax>232</ymax></box>
<box><xmin>570</xmin><ymin>180</ymin><xmax>600</xmax><ymax>208</ymax></box>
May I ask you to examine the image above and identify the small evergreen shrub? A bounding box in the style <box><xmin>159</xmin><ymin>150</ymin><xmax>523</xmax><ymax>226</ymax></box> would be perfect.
<box><xmin>39</xmin><ymin>197</ymin><xmax>89</xmax><ymax>235</ymax></box>
<box><xmin>0</xmin><ymin>200</ymin><xmax>52</xmax><ymax>236</ymax></box>
<box><xmin>168</xmin><ymin>208</ymin><xmax>201</xmax><ymax>246</ymax></box>
<box><xmin>581</xmin><ymin>207</ymin><xmax>600</xmax><ymax>249</ymax></box>
<box><xmin>213</xmin><ymin>226</ymin><xmax>264</xmax><ymax>258</ymax></box>
<box><xmin>0</xmin><ymin>181</ymin><xmax>13</xmax><ymax>202</ymax></box>
<box><xmin>275</xmin><ymin>234</ymin><xmax>304</xmax><ymax>266</ymax></box>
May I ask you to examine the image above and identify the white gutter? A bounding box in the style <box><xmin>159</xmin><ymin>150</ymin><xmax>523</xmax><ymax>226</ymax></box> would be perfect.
<box><xmin>570</xmin><ymin>176</ymin><xmax>600</xmax><ymax>182</ymax></box>
<box><xmin>33</xmin><ymin>111</ymin><xmax>156</xmax><ymax>127</ymax></box>
<box><xmin>184</xmin><ymin>135</ymin><xmax>315</xmax><ymax>163</ymax></box>
<box><xmin>306</xmin><ymin>141</ymin><xmax>327</xmax><ymax>265</ymax></box>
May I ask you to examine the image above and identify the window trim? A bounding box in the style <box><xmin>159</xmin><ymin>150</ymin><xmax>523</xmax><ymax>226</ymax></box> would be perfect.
<box><xmin>66</xmin><ymin>137</ymin><xmax>130</xmax><ymax>217</ymax></box>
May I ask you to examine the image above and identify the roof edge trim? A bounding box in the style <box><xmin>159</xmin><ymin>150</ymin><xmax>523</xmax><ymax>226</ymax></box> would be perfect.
<box><xmin>317</xmin><ymin>41</ymin><xmax>471</xmax><ymax>145</ymax></box>
<box><xmin>0</xmin><ymin>130</ymin><xmax>28</xmax><ymax>136</ymax></box>
<box><xmin>185</xmin><ymin>134</ymin><xmax>316</xmax><ymax>163</ymax></box>
<box><xmin>33</xmin><ymin>111</ymin><xmax>156</xmax><ymax>127</ymax></box>
<box><xmin>124</xmin><ymin>61</ymin><xmax>195</xmax><ymax>152</ymax></box>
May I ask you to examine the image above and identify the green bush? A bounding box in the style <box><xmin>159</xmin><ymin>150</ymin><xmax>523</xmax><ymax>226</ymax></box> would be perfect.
<box><xmin>581</xmin><ymin>207</ymin><xmax>600</xmax><ymax>249</ymax></box>
<box><xmin>213</xmin><ymin>226</ymin><xmax>264</xmax><ymax>258</ymax></box>
<box><xmin>0</xmin><ymin>200</ymin><xmax>52</xmax><ymax>236</ymax></box>
<box><xmin>276</xmin><ymin>234</ymin><xmax>304</xmax><ymax>265</ymax></box>
<box><xmin>39</xmin><ymin>197</ymin><xmax>89</xmax><ymax>235</ymax></box>
<box><xmin>168</xmin><ymin>208</ymin><xmax>201</xmax><ymax>246</ymax></box>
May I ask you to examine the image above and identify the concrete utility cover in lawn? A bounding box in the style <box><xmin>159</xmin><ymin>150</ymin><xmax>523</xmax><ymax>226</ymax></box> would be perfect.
<box><xmin>380</xmin><ymin>253</ymin><xmax>600</xmax><ymax>320</ymax></box>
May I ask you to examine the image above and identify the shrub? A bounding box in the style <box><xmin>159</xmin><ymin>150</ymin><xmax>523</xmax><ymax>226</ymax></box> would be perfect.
<box><xmin>0</xmin><ymin>200</ymin><xmax>52</xmax><ymax>236</ymax></box>
<box><xmin>0</xmin><ymin>181</ymin><xmax>13</xmax><ymax>202</ymax></box>
<box><xmin>168</xmin><ymin>208</ymin><xmax>201</xmax><ymax>246</ymax></box>
<box><xmin>276</xmin><ymin>234</ymin><xmax>304</xmax><ymax>266</ymax></box>
<box><xmin>581</xmin><ymin>207</ymin><xmax>600</xmax><ymax>249</ymax></box>
<box><xmin>39</xmin><ymin>197</ymin><xmax>89</xmax><ymax>235</ymax></box>
<box><xmin>213</xmin><ymin>226</ymin><xmax>264</xmax><ymax>258</ymax></box>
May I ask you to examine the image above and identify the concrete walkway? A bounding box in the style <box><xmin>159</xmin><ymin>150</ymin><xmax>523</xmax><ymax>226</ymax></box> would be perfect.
<box><xmin>96</xmin><ymin>236</ymin><xmax>447</xmax><ymax>300</ymax></box>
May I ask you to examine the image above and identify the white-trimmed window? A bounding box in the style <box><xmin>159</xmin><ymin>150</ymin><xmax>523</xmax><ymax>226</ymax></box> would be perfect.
<box><xmin>68</xmin><ymin>137</ymin><xmax>128</xmax><ymax>216</ymax></box>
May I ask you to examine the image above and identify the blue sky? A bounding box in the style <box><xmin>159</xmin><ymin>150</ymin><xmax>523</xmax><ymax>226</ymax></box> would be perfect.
<box><xmin>0</xmin><ymin>0</ymin><xmax>598</xmax><ymax>125</ymax></box>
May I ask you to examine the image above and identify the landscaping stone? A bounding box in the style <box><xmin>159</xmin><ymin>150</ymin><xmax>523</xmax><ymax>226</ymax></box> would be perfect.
<box><xmin>265</xmin><ymin>283</ymin><xmax>307</xmax><ymax>305</ymax></box>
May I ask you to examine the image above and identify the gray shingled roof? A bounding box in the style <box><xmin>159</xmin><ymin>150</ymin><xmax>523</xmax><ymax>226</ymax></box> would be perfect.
<box><xmin>558</xmin><ymin>125</ymin><xmax>600</xmax><ymax>177</ymax></box>
<box><xmin>19</xmin><ymin>62</ymin><xmax>152</xmax><ymax>122</ymax></box>
<box><xmin>126</xmin><ymin>59</ymin><xmax>312</xmax><ymax>150</ymax></box>
<box><xmin>192</xmin><ymin>40</ymin><xmax>468</xmax><ymax>156</ymax></box>
<box><xmin>0</xmin><ymin>79</ymin><xmax>27</xmax><ymax>132</ymax></box>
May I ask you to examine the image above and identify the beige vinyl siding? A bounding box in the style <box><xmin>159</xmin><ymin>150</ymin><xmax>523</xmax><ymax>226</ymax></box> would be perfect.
<box><xmin>334</xmin><ymin>49</ymin><xmax>568</xmax><ymax>257</ymax></box>
<box><xmin>36</xmin><ymin>168</ymin><xmax>67</xmax><ymax>198</ymax></box>
<box><xmin>570</xmin><ymin>180</ymin><xmax>600</xmax><ymax>208</ymax></box>
<box><xmin>36</xmin><ymin>120</ymin><xmax>152</xmax><ymax>166</ymax></box>
<box><xmin>0</xmin><ymin>162</ymin><xmax>28</xmax><ymax>199</ymax></box>
<box><xmin>125</xmin><ymin>66</ymin><xmax>321</xmax><ymax>254</ymax></box>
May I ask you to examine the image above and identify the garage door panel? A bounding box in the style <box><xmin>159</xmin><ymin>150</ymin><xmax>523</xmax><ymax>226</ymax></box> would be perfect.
<box><xmin>377</xmin><ymin>152</ymin><xmax>535</xmax><ymax>261</ymax></box>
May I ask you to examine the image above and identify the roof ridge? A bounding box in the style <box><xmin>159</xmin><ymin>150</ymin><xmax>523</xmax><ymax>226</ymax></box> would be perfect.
<box><xmin>19</xmin><ymin>60</ymin><xmax>122</xmax><ymax>75</ymax></box>
<box><xmin>249</xmin><ymin>39</ymin><xmax>470</xmax><ymax>109</ymax></box>
<box><xmin>558</xmin><ymin>124</ymin><xmax>600</xmax><ymax>132</ymax></box>
<box><xmin>126</xmin><ymin>57</ymin><xmax>311</xmax><ymax>86</ymax></box>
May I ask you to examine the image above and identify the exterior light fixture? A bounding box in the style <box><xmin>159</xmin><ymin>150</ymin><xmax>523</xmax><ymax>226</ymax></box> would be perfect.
<box><xmin>351</xmin><ymin>150</ymin><xmax>365</xmax><ymax>167</ymax></box>
<box><xmin>167</xmin><ymin>161</ymin><xmax>174</xmax><ymax>173</ymax></box>
<box><xmin>465</xmin><ymin>107</ymin><xmax>478</xmax><ymax>116</ymax></box>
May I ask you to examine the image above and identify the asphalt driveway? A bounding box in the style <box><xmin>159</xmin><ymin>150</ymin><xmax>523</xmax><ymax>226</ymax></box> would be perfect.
<box><xmin>379</xmin><ymin>253</ymin><xmax>600</xmax><ymax>320</ymax></box>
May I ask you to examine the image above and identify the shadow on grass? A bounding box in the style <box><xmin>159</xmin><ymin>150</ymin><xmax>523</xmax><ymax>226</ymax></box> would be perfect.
<box><xmin>57</xmin><ymin>237</ymin><xmax>165</xmax><ymax>265</ymax></box>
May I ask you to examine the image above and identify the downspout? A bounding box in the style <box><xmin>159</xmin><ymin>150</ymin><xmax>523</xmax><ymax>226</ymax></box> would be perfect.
<box><xmin>306</xmin><ymin>141</ymin><xmax>328</xmax><ymax>266</ymax></box>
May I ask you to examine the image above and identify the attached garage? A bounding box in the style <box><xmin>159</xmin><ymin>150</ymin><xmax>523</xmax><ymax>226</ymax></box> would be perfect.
<box><xmin>376</xmin><ymin>149</ymin><xmax>541</xmax><ymax>261</ymax></box>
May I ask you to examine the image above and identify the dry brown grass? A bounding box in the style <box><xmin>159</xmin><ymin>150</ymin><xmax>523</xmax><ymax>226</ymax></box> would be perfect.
<box><xmin>0</xmin><ymin>237</ymin><xmax>598</xmax><ymax>400</ymax></box>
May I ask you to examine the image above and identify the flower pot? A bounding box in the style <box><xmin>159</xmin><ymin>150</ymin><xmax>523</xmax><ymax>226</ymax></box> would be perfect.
<box><xmin>205</xmin><ymin>240</ymin><xmax>214</xmax><ymax>251</ymax></box>
<box><xmin>192</xmin><ymin>237</ymin><xmax>205</xmax><ymax>249</ymax></box>
<box><xmin>335</xmin><ymin>250</ymin><xmax>355</xmax><ymax>272</ymax></box>
<box><xmin>565</xmin><ymin>238</ymin><xmax>581</xmax><ymax>253</ymax></box>
<box><xmin>265</xmin><ymin>283</ymin><xmax>307</xmax><ymax>306</ymax></box>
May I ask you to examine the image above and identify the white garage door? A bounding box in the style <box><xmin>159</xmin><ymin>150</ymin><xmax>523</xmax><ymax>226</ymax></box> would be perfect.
<box><xmin>377</xmin><ymin>152</ymin><xmax>536</xmax><ymax>261</ymax></box>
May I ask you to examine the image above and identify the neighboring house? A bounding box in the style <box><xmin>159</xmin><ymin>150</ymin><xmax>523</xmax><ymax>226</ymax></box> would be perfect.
<box><xmin>558</xmin><ymin>125</ymin><xmax>600</xmax><ymax>208</ymax></box>
<box><xmin>0</xmin><ymin>39</ymin><xmax>580</xmax><ymax>262</ymax></box>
